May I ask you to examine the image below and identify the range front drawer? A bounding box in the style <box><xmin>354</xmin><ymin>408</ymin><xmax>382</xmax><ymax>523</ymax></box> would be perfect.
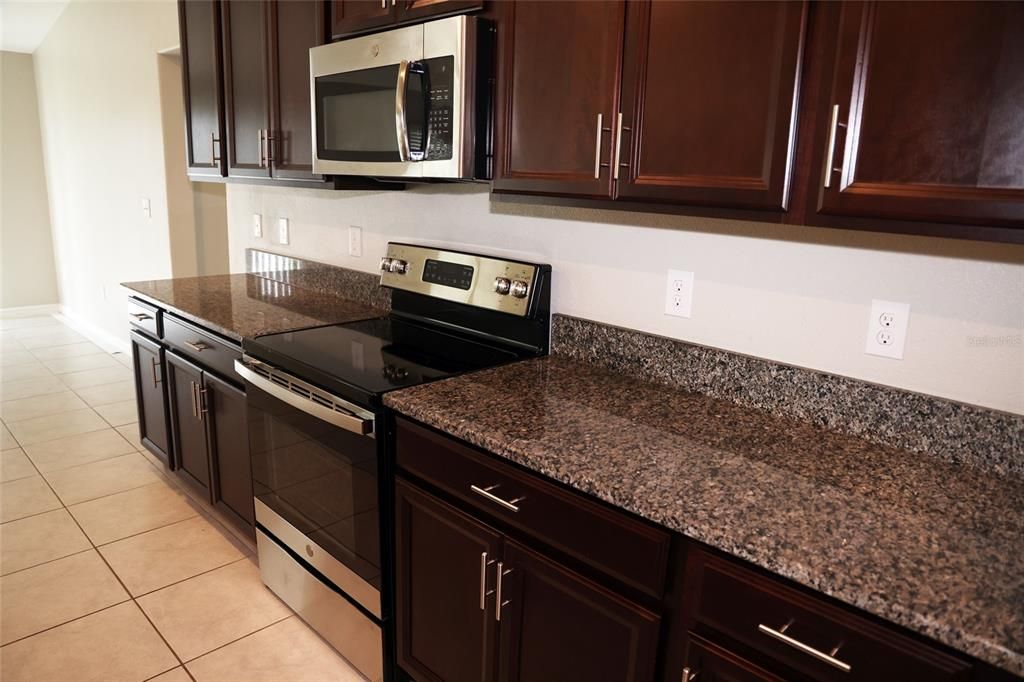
<box><xmin>686</xmin><ymin>549</ymin><xmax>972</xmax><ymax>682</ymax></box>
<box><xmin>163</xmin><ymin>314</ymin><xmax>241</xmax><ymax>380</ymax></box>
<box><xmin>395</xmin><ymin>417</ymin><xmax>671</xmax><ymax>598</ymax></box>
<box><xmin>127</xmin><ymin>297</ymin><xmax>162</xmax><ymax>338</ymax></box>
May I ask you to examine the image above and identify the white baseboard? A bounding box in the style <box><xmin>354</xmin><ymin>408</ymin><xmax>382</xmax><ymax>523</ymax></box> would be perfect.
<box><xmin>56</xmin><ymin>306</ymin><xmax>131</xmax><ymax>356</ymax></box>
<box><xmin>0</xmin><ymin>303</ymin><xmax>61</xmax><ymax>319</ymax></box>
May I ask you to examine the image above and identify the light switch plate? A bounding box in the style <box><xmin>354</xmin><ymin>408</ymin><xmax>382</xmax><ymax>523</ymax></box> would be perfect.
<box><xmin>865</xmin><ymin>299</ymin><xmax>910</xmax><ymax>359</ymax></box>
<box><xmin>664</xmin><ymin>269</ymin><xmax>695</xmax><ymax>318</ymax></box>
<box><xmin>278</xmin><ymin>217</ymin><xmax>289</xmax><ymax>245</ymax></box>
<box><xmin>348</xmin><ymin>226</ymin><xmax>363</xmax><ymax>257</ymax></box>
<box><xmin>253</xmin><ymin>214</ymin><xmax>262</xmax><ymax>238</ymax></box>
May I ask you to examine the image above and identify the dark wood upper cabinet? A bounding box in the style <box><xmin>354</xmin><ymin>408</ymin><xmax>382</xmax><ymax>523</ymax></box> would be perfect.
<box><xmin>395</xmin><ymin>479</ymin><xmax>501</xmax><ymax>682</ymax></box>
<box><xmin>497</xmin><ymin>540</ymin><xmax>661</xmax><ymax>682</ymax></box>
<box><xmin>221</xmin><ymin>0</ymin><xmax>271</xmax><ymax>179</ymax></box>
<box><xmin>204</xmin><ymin>371</ymin><xmax>254</xmax><ymax>533</ymax></box>
<box><xmin>617</xmin><ymin>1</ymin><xmax>807</xmax><ymax>211</ymax></box>
<box><xmin>492</xmin><ymin>1</ymin><xmax>625</xmax><ymax>198</ymax></box>
<box><xmin>166</xmin><ymin>351</ymin><xmax>213</xmax><ymax>499</ymax></box>
<box><xmin>268</xmin><ymin>0</ymin><xmax>325</xmax><ymax>180</ymax></box>
<box><xmin>130</xmin><ymin>331</ymin><xmax>172</xmax><ymax>468</ymax></box>
<box><xmin>816</xmin><ymin>1</ymin><xmax>1024</xmax><ymax>228</ymax></box>
<box><xmin>179</xmin><ymin>0</ymin><xmax>226</xmax><ymax>178</ymax></box>
<box><xmin>330</xmin><ymin>0</ymin><xmax>483</xmax><ymax>40</ymax></box>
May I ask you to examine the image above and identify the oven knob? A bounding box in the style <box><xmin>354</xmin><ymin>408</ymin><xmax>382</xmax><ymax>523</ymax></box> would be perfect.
<box><xmin>389</xmin><ymin>259</ymin><xmax>408</xmax><ymax>274</ymax></box>
<box><xmin>380</xmin><ymin>257</ymin><xmax>393</xmax><ymax>272</ymax></box>
<box><xmin>493</xmin><ymin>277</ymin><xmax>511</xmax><ymax>295</ymax></box>
<box><xmin>509</xmin><ymin>280</ymin><xmax>529</xmax><ymax>298</ymax></box>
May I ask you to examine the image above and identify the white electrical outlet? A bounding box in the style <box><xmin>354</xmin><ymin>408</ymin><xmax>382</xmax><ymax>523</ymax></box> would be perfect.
<box><xmin>865</xmin><ymin>299</ymin><xmax>910</xmax><ymax>359</ymax></box>
<box><xmin>664</xmin><ymin>269</ymin><xmax>695</xmax><ymax>318</ymax></box>
<box><xmin>252</xmin><ymin>214</ymin><xmax>262</xmax><ymax>238</ymax></box>
<box><xmin>141</xmin><ymin>198</ymin><xmax>151</xmax><ymax>218</ymax></box>
<box><xmin>348</xmin><ymin>225</ymin><xmax>363</xmax><ymax>257</ymax></box>
<box><xmin>278</xmin><ymin>217</ymin><xmax>289</xmax><ymax>245</ymax></box>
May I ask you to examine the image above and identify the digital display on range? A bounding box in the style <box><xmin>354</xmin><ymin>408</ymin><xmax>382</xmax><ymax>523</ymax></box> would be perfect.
<box><xmin>422</xmin><ymin>259</ymin><xmax>473</xmax><ymax>290</ymax></box>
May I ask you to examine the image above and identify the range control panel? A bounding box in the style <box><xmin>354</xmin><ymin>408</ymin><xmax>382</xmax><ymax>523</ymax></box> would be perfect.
<box><xmin>379</xmin><ymin>242</ymin><xmax>539</xmax><ymax>317</ymax></box>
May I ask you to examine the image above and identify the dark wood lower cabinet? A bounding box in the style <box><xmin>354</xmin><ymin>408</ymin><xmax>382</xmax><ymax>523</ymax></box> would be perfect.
<box><xmin>394</xmin><ymin>478</ymin><xmax>660</xmax><ymax>682</ymax></box>
<box><xmin>498</xmin><ymin>540</ymin><xmax>661</xmax><ymax>682</ymax></box>
<box><xmin>204</xmin><ymin>371</ymin><xmax>254</xmax><ymax>529</ymax></box>
<box><xmin>129</xmin><ymin>331</ymin><xmax>172</xmax><ymax>467</ymax></box>
<box><xmin>680</xmin><ymin>633</ymin><xmax>784</xmax><ymax>682</ymax></box>
<box><xmin>166</xmin><ymin>352</ymin><xmax>213</xmax><ymax>497</ymax></box>
<box><xmin>395</xmin><ymin>479</ymin><xmax>501</xmax><ymax>682</ymax></box>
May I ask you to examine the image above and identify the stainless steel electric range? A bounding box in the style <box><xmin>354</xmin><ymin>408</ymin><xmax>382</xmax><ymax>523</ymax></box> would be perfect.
<box><xmin>235</xmin><ymin>243</ymin><xmax>551</xmax><ymax>681</ymax></box>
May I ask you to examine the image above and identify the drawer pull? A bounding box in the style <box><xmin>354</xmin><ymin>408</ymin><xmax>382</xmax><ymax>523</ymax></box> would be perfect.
<box><xmin>758</xmin><ymin>621</ymin><xmax>851</xmax><ymax>673</ymax></box>
<box><xmin>495</xmin><ymin>562</ymin><xmax>512</xmax><ymax>622</ymax></box>
<box><xmin>150</xmin><ymin>357</ymin><xmax>161</xmax><ymax>387</ymax></box>
<box><xmin>681</xmin><ymin>667</ymin><xmax>697</xmax><ymax>682</ymax></box>
<box><xmin>130</xmin><ymin>312</ymin><xmax>153</xmax><ymax>321</ymax></box>
<box><xmin>470</xmin><ymin>484</ymin><xmax>525</xmax><ymax>513</ymax></box>
<box><xmin>184</xmin><ymin>340</ymin><xmax>212</xmax><ymax>352</ymax></box>
<box><xmin>479</xmin><ymin>552</ymin><xmax>495</xmax><ymax>611</ymax></box>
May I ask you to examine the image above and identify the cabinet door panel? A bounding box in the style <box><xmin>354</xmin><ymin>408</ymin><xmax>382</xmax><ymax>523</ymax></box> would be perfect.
<box><xmin>681</xmin><ymin>633</ymin><xmax>785</xmax><ymax>682</ymax></box>
<box><xmin>493</xmin><ymin>1</ymin><xmax>625</xmax><ymax>198</ymax></box>
<box><xmin>819</xmin><ymin>1</ymin><xmax>1024</xmax><ymax>227</ymax></box>
<box><xmin>204</xmin><ymin>372</ymin><xmax>253</xmax><ymax>533</ymax></box>
<box><xmin>618</xmin><ymin>1</ymin><xmax>806</xmax><ymax>210</ymax></box>
<box><xmin>269</xmin><ymin>0</ymin><xmax>324</xmax><ymax>180</ymax></box>
<box><xmin>399</xmin><ymin>0</ymin><xmax>483</xmax><ymax>23</ymax></box>
<box><xmin>130</xmin><ymin>331</ymin><xmax>171</xmax><ymax>468</ymax></box>
<box><xmin>166</xmin><ymin>352</ymin><xmax>212</xmax><ymax>499</ymax></box>
<box><xmin>395</xmin><ymin>480</ymin><xmax>500</xmax><ymax>682</ymax></box>
<box><xmin>330</xmin><ymin>0</ymin><xmax>395</xmax><ymax>39</ymax></box>
<box><xmin>222</xmin><ymin>0</ymin><xmax>271</xmax><ymax>178</ymax></box>
<box><xmin>498</xmin><ymin>540</ymin><xmax>660</xmax><ymax>682</ymax></box>
<box><xmin>179</xmin><ymin>0</ymin><xmax>225</xmax><ymax>177</ymax></box>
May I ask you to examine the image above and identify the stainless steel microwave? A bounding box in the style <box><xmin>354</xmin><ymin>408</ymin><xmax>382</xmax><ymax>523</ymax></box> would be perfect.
<box><xmin>310</xmin><ymin>16</ymin><xmax>493</xmax><ymax>180</ymax></box>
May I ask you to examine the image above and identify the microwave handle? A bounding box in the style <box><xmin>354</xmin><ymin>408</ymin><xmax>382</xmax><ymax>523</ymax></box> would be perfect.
<box><xmin>395</xmin><ymin>60</ymin><xmax>411</xmax><ymax>162</ymax></box>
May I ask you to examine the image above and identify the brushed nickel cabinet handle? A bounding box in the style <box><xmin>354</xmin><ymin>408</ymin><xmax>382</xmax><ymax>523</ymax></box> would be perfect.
<box><xmin>189</xmin><ymin>381</ymin><xmax>198</xmax><ymax>418</ymax></box>
<box><xmin>479</xmin><ymin>552</ymin><xmax>496</xmax><ymax>611</ymax></box>
<box><xmin>593</xmin><ymin>113</ymin><xmax>604</xmax><ymax>179</ymax></box>
<box><xmin>265</xmin><ymin>130</ymin><xmax>275</xmax><ymax>164</ymax></box>
<box><xmin>681</xmin><ymin>667</ymin><xmax>697</xmax><ymax>682</ymax></box>
<box><xmin>258</xmin><ymin>129</ymin><xmax>265</xmax><ymax>168</ymax></box>
<box><xmin>823</xmin><ymin>104</ymin><xmax>848</xmax><ymax>189</ymax></box>
<box><xmin>494</xmin><ymin>562</ymin><xmax>512</xmax><ymax>622</ymax></box>
<box><xmin>381</xmin><ymin>0</ymin><xmax>386</xmax><ymax>8</ymax></box>
<box><xmin>197</xmin><ymin>386</ymin><xmax>208</xmax><ymax>421</ymax></box>
<box><xmin>613</xmin><ymin>112</ymin><xmax>624</xmax><ymax>180</ymax></box>
<box><xmin>150</xmin><ymin>357</ymin><xmax>161</xmax><ymax>387</ymax></box>
<box><xmin>129</xmin><ymin>312</ymin><xmax>153</xmax><ymax>321</ymax></box>
<box><xmin>470</xmin><ymin>484</ymin><xmax>525</xmax><ymax>513</ymax></box>
<box><xmin>758</xmin><ymin>622</ymin><xmax>851</xmax><ymax>673</ymax></box>
<box><xmin>211</xmin><ymin>132</ymin><xmax>221</xmax><ymax>165</ymax></box>
<box><xmin>184</xmin><ymin>340</ymin><xmax>212</xmax><ymax>352</ymax></box>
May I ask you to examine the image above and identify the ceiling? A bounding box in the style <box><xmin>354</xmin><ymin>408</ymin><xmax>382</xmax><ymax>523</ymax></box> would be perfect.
<box><xmin>1</xmin><ymin>0</ymin><xmax>68</xmax><ymax>53</ymax></box>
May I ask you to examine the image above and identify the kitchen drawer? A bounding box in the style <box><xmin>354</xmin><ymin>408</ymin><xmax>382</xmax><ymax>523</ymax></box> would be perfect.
<box><xmin>687</xmin><ymin>549</ymin><xmax>972</xmax><ymax>682</ymax></box>
<box><xmin>163</xmin><ymin>314</ymin><xmax>241</xmax><ymax>380</ymax></box>
<box><xmin>395</xmin><ymin>417</ymin><xmax>671</xmax><ymax>598</ymax></box>
<box><xmin>127</xmin><ymin>298</ymin><xmax>162</xmax><ymax>338</ymax></box>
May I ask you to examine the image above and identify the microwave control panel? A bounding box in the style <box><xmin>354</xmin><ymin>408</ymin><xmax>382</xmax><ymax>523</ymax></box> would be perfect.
<box><xmin>424</xmin><ymin>56</ymin><xmax>454</xmax><ymax>161</ymax></box>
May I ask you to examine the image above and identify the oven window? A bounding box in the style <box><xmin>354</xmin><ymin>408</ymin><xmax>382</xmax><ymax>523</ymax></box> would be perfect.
<box><xmin>316</xmin><ymin>65</ymin><xmax>402</xmax><ymax>163</ymax></box>
<box><xmin>247</xmin><ymin>385</ymin><xmax>381</xmax><ymax>590</ymax></box>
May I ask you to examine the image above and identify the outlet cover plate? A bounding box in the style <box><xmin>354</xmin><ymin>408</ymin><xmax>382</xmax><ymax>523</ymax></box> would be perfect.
<box><xmin>348</xmin><ymin>225</ymin><xmax>362</xmax><ymax>257</ymax></box>
<box><xmin>278</xmin><ymin>217</ymin><xmax>289</xmax><ymax>245</ymax></box>
<box><xmin>664</xmin><ymin>269</ymin><xmax>695</xmax><ymax>318</ymax></box>
<box><xmin>865</xmin><ymin>299</ymin><xmax>910</xmax><ymax>359</ymax></box>
<box><xmin>253</xmin><ymin>214</ymin><xmax>262</xmax><ymax>238</ymax></box>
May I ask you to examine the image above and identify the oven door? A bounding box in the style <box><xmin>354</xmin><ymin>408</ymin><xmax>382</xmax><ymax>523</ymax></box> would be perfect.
<box><xmin>237</xmin><ymin>359</ymin><xmax>381</xmax><ymax>618</ymax></box>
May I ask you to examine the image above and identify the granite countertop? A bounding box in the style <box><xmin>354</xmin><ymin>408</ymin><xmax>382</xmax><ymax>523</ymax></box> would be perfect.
<box><xmin>383</xmin><ymin>355</ymin><xmax>1024</xmax><ymax>676</ymax></box>
<box><xmin>122</xmin><ymin>274</ymin><xmax>385</xmax><ymax>342</ymax></box>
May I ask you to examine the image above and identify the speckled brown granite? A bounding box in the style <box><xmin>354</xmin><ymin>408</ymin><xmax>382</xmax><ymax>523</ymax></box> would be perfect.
<box><xmin>122</xmin><ymin>273</ymin><xmax>384</xmax><ymax>342</ymax></box>
<box><xmin>383</xmin><ymin>356</ymin><xmax>1024</xmax><ymax>676</ymax></box>
<box><xmin>246</xmin><ymin>249</ymin><xmax>392</xmax><ymax>310</ymax></box>
<box><xmin>554</xmin><ymin>315</ymin><xmax>1024</xmax><ymax>478</ymax></box>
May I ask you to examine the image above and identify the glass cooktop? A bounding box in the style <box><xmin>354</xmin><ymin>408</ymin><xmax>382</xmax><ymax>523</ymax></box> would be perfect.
<box><xmin>243</xmin><ymin>317</ymin><xmax>521</xmax><ymax>408</ymax></box>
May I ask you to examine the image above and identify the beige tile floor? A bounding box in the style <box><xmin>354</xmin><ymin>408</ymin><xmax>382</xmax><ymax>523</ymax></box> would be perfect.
<box><xmin>1</xmin><ymin>315</ymin><xmax>364</xmax><ymax>682</ymax></box>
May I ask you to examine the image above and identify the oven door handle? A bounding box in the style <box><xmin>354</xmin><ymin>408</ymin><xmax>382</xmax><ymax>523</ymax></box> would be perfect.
<box><xmin>234</xmin><ymin>360</ymin><xmax>374</xmax><ymax>436</ymax></box>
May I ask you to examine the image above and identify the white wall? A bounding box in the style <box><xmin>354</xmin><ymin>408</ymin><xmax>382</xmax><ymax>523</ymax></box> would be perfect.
<box><xmin>0</xmin><ymin>50</ymin><xmax>60</xmax><ymax>308</ymax></box>
<box><xmin>32</xmin><ymin>0</ymin><xmax>181</xmax><ymax>344</ymax></box>
<box><xmin>227</xmin><ymin>183</ymin><xmax>1024</xmax><ymax>415</ymax></box>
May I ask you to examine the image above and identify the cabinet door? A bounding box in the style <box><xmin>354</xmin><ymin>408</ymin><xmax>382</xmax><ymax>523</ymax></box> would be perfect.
<box><xmin>493</xmin><ymin>1</ymin><xmax>626</xmax><ymax>198</ymax></box>
<box><xmin>618</xmin><ymin>1</ymin><xmax>806</xmax><ymax>211</ymax></box>
<box><xmin>222</xmin><ymin>0</ymin><xmax>271</xmax><ymax>178</ymax></box>
<box><xmin>497</xmin><ymin>540</ymin><xmax>661</xmax><ymax>682</ymax></box>
<box><xmin>680</xmin><ymin>633</ymin><xmax>785</xmax><ymax>682</ymax></box>
<box><xmin>818</xmin><ymin>1</ymin><xmax>1024</xmax><ymax>227</ymax></box>
<box><xmin>268</xmin><ymin>0</ymin><xmax>324</xmax><ymax>181</ymax></box>
<box><xmin>330</xmin><ymin>0</ymin><xmax>396</xmax><ymax>39</ymax></box>
<box><xmin>179</xmin><ymin>0</ymin><xmax>226</xmax><ymax>177</ymax></box>
<box><xmin>395</xmin><ymin>480</ymin><xmax>501</xmax><ymax>682</ymax></box>
<box><xmin>129</xmin><ymin>331</ymin><xmax>172</xmax><ymax>468</ymax></box>
<box><xmin>166</xmin><ymin>352</ymin><xmax>213</xmax><ymax>500</ymax></box>
<box><xmin>398</xmin><ymin>0</ymin><xmax>483</xmax><ymax>23</ymax></box>
<box><xmin>204</xmin><ymin>372</ymin><xmax>254</xmax><ymax>533</ymax></box>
